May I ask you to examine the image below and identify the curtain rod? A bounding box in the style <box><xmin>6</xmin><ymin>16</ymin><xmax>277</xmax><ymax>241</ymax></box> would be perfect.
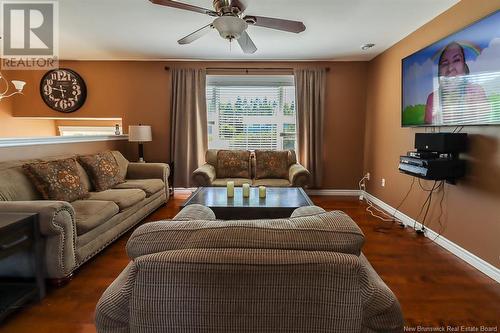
<box><xmin>164</xmin><ymin>66</ymin><xmax>330</xmax><ymax>72</ymax></box>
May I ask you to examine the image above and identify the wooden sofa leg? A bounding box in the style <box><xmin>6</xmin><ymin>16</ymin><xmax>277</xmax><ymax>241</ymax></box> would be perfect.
<box><xmin>47</xmin><ymin>273</ymin><xmax>73</xmax><ymax>287</ymax></box>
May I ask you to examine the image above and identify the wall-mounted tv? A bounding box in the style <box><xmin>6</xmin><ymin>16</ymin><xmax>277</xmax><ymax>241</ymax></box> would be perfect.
<box><xmin>402</xmin><ymin>10</ymin><xmax>500</xmax><ymax>127</ymax></box>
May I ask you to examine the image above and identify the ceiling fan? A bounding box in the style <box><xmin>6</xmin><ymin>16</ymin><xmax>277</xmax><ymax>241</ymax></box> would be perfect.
<box><xmin>149</xmin><ymin>0</ymin><xmax>306</xmax><ymax>54</ymax></box>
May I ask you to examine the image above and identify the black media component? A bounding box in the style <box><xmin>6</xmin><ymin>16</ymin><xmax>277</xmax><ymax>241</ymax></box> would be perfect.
<box><xmin>399</xmin><ymin>133</ymin><xmax>468</xmax><ymax>184</ymax></box>
<box><xmin>399</xmin><ymin>156</ymin><xmax>466</xmax><ymax>181</ymax></box>
<box><xmin>415</xmin><ymin>133</ymin><xmax>468</xmax><ymax>153</ymax></box>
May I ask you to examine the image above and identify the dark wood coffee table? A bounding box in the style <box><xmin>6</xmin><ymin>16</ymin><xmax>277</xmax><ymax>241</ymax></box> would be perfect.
<box><xmin>181</xmin><ymin>187</ymin><xmax>314</xmax><ymax>220</ymax></box>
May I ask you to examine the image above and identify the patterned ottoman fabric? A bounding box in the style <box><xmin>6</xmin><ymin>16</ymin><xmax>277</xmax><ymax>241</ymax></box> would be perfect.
<box><xmin>23</xmin><ymin>157</ymin><xmax>89</xmax><ymax>202</ymax></box>
<box><xmin>255</xmin><ymin>150</ymin><xmax>289</xmax><ymax>179</ymax></box>
<box><xmin>216</xmin><ymin>150</ymin><xmax>251</xmax><ymax>179</ymax></box>
<box><xmin>78</xmin><ymin>151</ymin><xmax>125</xmax><ymax>191</ymax></box>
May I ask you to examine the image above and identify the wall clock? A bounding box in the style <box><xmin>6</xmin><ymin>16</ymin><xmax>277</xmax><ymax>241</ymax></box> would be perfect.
<box><xmin>40</xmin><ymin>68</ymin><xmax>87</xmax><ymax>113</ymax></box>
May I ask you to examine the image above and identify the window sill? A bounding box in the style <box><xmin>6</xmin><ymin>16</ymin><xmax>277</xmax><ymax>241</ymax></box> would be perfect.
<box><xmin>0</xmin><ymin>135</ymin><xmax>128</xmax><ymax>148</ymax></box>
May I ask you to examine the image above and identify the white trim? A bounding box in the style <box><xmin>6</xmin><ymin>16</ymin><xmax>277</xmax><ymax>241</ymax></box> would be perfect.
<box><xmin>363</xmin><ymin>191</ymin><xmax>500</xmax><ymax>283</ymax></box>
<box><xmin>0</xmin><ymin>135</ymin><xmax>128</xmax><ymax>148</ymax></box>
<box><xmin>306</xmin><ymin>189</ymin><xmax>361</xmax><ymax>196</ymax></box>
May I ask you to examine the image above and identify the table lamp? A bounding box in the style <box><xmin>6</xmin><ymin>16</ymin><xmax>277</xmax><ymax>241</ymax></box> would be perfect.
<box><xmin>128</xmin><ymin>125</ymin><xmax>152</xmax><ymax>163</ymax></box>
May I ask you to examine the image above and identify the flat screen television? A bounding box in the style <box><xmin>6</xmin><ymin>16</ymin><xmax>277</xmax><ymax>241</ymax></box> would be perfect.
<box><xmin>402</xmin><ymin>10</ymin><xmax>500</xmax><ymax>127</ymax></box>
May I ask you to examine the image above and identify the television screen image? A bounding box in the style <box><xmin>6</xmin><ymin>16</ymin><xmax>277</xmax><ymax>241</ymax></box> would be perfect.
<box><xmin>402</xmin><ymin>10</ymin><xmax>500</xmax><ymax>127</ymax></box>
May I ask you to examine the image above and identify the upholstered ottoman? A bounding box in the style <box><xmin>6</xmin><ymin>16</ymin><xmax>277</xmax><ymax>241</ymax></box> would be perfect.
<box><xmin>95</xmin><ymin>205</ymin><xmax>404</xmax><ymax>333</ymax></box>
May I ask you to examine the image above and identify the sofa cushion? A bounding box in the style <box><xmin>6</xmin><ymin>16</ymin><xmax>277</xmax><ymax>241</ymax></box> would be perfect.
<box><xmin>216</xmin><ymin>150</ymin><xmax>251</xmax><ymax>179</ymax></box>
<box><xmin>126</xmin><ymin>210</ymin><xmax>365</xmax><ymax>259</ymax></box>
<box><xmin>211</xmin><ymin>178</ymin><xmax>252</xmax><ymax>187</ymax></box>
<box><xmin>255</xmin><ymin>150</ymin><xmax>289</xmax><ymax>179</ymax></box>
<box><xmin>252</xmin><ymin>179</ymin><xmax>291</xmax><ymax>187</ymax></box>
<box><xmin>113</xmin><ymin>179</ymin><xmax>164</xmax><ymax>197</ymax></box>
<box><xmin>88</xmin><ymin>189</ymin><xmax>146</xmax><ymax>211</ymax></box>
<box><xmin>110</xmin><ymin>151</ymin><xmax>129</xmax><ymax>180</ymax></box>
<box><xmin>78</xmin><ymin>151</ymin><xmax>125</xmax><ymax>192</ymax></box>
<box><xmin>71</xmin><ymin>200</ymin><xmax>120</xmax><ymax>235</ymax></box>
<box><xmin>22</xmin><ymin>157</ymin><xmax>89</xmax><ymax>202</ymax></box>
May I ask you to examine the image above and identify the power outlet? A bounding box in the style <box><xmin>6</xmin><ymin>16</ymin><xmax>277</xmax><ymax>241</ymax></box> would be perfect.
<box><xmin>381</xmin><ymin>178</ymin><xmax>386</xmax><ymax>187</ymax></box>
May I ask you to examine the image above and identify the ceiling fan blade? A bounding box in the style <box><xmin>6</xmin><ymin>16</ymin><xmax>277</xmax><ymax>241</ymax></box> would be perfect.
<box><xmin>244</xmin><ymin>15</ymin><xmax>306</xmax><ymax>33</ymax></box>
<box><xmin>178</xmin><ymin>24</ymin><xmax>213</xmax><ymax>44</ymax></box>
<box><xmin>149</xmin><ymin>0</ymin><xmax>218</xmax><ymax>16</ymax></box>
<box><xmin>237</xmin><ymin>31</ymin><xmax>257</xmax><ymax>54</ymax></box>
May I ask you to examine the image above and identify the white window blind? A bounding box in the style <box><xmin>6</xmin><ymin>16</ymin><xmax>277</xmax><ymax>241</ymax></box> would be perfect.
<box><xmin>206</xmin><ymin>75</ymin><xmax>297</xmax><ymax>151</ymax></box>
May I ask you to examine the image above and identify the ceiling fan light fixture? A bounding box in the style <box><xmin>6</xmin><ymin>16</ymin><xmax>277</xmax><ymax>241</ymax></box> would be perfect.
<box><xmin>213</xmin><ymin>16</ymin><xmax>248</xmax><ymax>40</ymax></box>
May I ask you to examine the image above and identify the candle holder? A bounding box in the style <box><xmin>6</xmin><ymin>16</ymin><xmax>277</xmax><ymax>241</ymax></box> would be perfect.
<box><xmin>226</xmin><ymin>181</ymin><xmax>235</xmax><ymax>198</ymax></box>
<box><xmin>242</xmin><ymin>183</ymin><xmax>250</xmax><ymax>198</ymax></box>
<box><xmin>259</xmin><ymin>186</ymin><xmax>266</xmax><ymax>198</ymax></box>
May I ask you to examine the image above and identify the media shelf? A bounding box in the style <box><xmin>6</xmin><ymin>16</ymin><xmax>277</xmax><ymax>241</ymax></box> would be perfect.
<box><xmin>398</xmin><ymin>133</ymin><xmax>467</xmax><ymax>184</ymax></box>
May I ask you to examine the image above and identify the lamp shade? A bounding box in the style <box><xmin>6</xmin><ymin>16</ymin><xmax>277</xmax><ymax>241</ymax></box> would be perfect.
<box><xmin>128</xmin><ymin>125</ymin><xmax>152</xmax><ymax>142</ymax></box>
<box><xmin>11</xmin><ymin>80</ymin><xmax>26</xmax><ymax>92</ymax></box>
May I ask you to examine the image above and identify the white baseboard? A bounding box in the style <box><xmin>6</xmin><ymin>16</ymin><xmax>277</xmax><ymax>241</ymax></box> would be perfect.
<box><xmin>363</xmin><ymin>191</ymin><xmax>500</xmax><ymax>283</ymax></box>
<box><xmin>306</xmin><ymin>189</ymin><xmax>361</xmax><ymax>196</ymax></box>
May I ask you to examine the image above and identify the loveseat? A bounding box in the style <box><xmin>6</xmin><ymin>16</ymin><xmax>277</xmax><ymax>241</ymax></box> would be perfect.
<box><xmin>192</xmin><ymin>149</ymin><xmax>311</xmax><ymax>187</ymax></box>
<box><xmin>0</xmin><ymin>151</ymin><xmax>169</xmax><ymax>281</ymax></box>
<box><xmin>95</xmin><ymin>205</ymin><xmax>404</xmax><ymax>332</ymax></box>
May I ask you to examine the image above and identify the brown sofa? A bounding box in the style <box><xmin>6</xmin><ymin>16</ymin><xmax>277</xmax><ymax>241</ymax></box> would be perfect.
<box><xmin>0</xmin><ymin>151</ymin><xmax>169</xmax><ymax>280</ymax></box>
<box><xmin>192</xmin><ymin>149</ymin><xmax>311</xmax><ymax>187</ymax></box>
<box><xmin>95</xmin><ymin>205</ymin><xmax>404</xmax><ymax>332</ymax></box>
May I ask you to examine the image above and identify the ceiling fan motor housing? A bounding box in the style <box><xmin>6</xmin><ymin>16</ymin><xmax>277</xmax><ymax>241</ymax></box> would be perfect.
<box><xmin>213</xmin><ymin>0</ymin><xmax>241</xmax><ymax>15</ymax></box>
<box><xmin>213</xmin><ymin>16</ymin><xmax>248</xmax><ymax>40</ymax></box>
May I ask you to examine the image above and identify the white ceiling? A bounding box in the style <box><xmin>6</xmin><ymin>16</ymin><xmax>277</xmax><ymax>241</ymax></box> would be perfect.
<box><xmin>59</xmin><ymin>0</ymin><xmax>459</xmax><ymax>61</ymax></box>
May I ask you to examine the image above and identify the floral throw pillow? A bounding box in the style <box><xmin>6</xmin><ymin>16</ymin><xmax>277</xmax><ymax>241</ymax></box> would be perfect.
<box><xmin>255</xmin><ymin>150</ymin><xmax>289</xmax><ymax>179</ymax></box>
<box><xmin>78</xmin><ymin>151</ymin><xmax>124</xmax><ymax>191</ymax></box>
<box><xmin>216</xmin><ymin>150</ymin><xmax>251</xmax><ymax>179</ymax></box>
<box><xmin>23</xmin><ymin>157</ymin><xmax>89</xmax><ymax>202</ymax></box>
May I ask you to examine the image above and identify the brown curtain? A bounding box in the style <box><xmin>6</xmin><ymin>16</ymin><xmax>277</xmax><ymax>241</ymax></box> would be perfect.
<box><xmin>294</xmin><ymin>68</ymin><xmax>326</xmax><ymax>188</ymax></box>
<box><xmin>170</xmin><ymin>68</ymin><xmax>208</xmax><ymax>188</ymax></box>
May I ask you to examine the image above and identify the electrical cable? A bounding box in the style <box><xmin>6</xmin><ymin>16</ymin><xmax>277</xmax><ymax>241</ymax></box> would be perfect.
<box><xmin>359</xmin><ymin>175</ymin><xmax>414</xmax><ymax>225</ymax></box>
<box><xmin>416</xmin><ymin>181</ymin><xmax>443</xmax><ymax>234</ymax></box>
<box><xmin>431</xmin><ymin>183</ymin><xmax>447</xmax><ymax>241</ymax></box>
<box><xmin>359</xmin><ymin>175</ymin><xmax>395</xmax><ymax>222</ymax></box>
<box><xmin>391</xmin><ymin>177</ymin><xmax>416</xmax><ymax>226</ymax></box>
<box><xmin>419</xmin><ymin>182</ymin><xmax>436</xmax><ymax>232</ymax></box>
<box><xmin>413</xmin><ymin>180</ymin><xmax>438</xmax><ymax>231</ymax></box>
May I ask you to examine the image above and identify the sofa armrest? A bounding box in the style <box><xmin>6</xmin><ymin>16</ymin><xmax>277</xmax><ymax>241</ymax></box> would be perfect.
<box><xmin>127</xmin><ymin>163</ymin><xmax>170</xmax><ymax>201</ymax></box>
<box><xmin>95</xmin><ymin>261</ymin><xmax>137</xmax><ymax>333</ymax></box>
<box><xmin>291</xmin><ymin>206</ymin><xmax>326</xmax><ymax>218</ymax></box>
<box><xmin>127</xmin><ymin>163</ymin><xmax>170</xmax><ymax>182</ymax></box>
<box><xmin>289</xmin><ymin>163</ymin><xmax>311</xmax><ymax>187</ymax></box>
<box><xmin>360</xmin><ymin>253</ymin><xmax>404</xmax><ymax>332</ymax></box>
<box><xmin>192</xmin><ymin>163</ymin><xmax>216</xmax><ymax>187</ymax></box>
<box><xmin>173</xmin><ymin>204</ymin><xmax>216</xmax><ymax>221</ymax></box>
<box><xmin>0</xmin><ymin>201</ymin><xmax>77</xmax><ymax>278</ymax></box>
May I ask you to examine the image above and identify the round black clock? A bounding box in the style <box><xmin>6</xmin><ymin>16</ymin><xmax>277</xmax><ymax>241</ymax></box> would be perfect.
<box><xmin>40</xmin><ymin>69</ymin><xmax>87</xmax><ymax>113</ymax></box>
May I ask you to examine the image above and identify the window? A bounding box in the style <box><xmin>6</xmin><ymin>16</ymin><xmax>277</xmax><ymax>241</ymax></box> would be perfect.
<box><xmin>206</xmin><ymin>75</ymin><xmax>297</xmax><ymax>151</ymax></box>
<box><xmin>58</xmin><ymin>126</ymin><xmax>118</xmax><ymax>136</ymax></box>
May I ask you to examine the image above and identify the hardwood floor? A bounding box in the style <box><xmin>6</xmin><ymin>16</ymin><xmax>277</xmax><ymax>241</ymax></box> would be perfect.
<box><xmin>0</xmin><ymin>192</ymin><xmax>499</xmax><ymax>332</ymax></box>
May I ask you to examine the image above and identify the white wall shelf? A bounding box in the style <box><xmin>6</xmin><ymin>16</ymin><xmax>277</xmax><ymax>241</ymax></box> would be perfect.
<box><xmin>0</xmin><ymin>135</ymin><xmax>128</xmax><ymax>148</ymax></box>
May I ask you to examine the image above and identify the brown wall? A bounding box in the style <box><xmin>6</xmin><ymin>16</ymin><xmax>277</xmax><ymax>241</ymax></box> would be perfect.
<box><xmin>12</xmin><ymin>60</ymin><xmax>368</xmax><ymax>189</ymax></box>
<box><xmin>364</xmin><ymin>0</ymin><xmax>500</xmax><ymax>268</ymax></box>
<box><xmin>0</xmin><ymin>140</ymin><xmax>129</xmax><ymax>163</ymax></box>
<box><xmin>0</xmin><ymin>90</ymin><xmax>56</xmax><ymax>137</ymax></box>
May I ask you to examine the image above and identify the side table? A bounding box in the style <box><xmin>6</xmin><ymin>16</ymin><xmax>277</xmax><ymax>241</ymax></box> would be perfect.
<box><xmin>0</xmin><ymin>212</ymin><xmax>45</xmax><ymax>322</ymax></box>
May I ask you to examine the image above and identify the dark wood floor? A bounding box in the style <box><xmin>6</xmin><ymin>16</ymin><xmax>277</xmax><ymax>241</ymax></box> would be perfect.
<box><xmin>1</xmin><ymin>192</ymin><xmax>499</xmax><ymax>332</ymax></box>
